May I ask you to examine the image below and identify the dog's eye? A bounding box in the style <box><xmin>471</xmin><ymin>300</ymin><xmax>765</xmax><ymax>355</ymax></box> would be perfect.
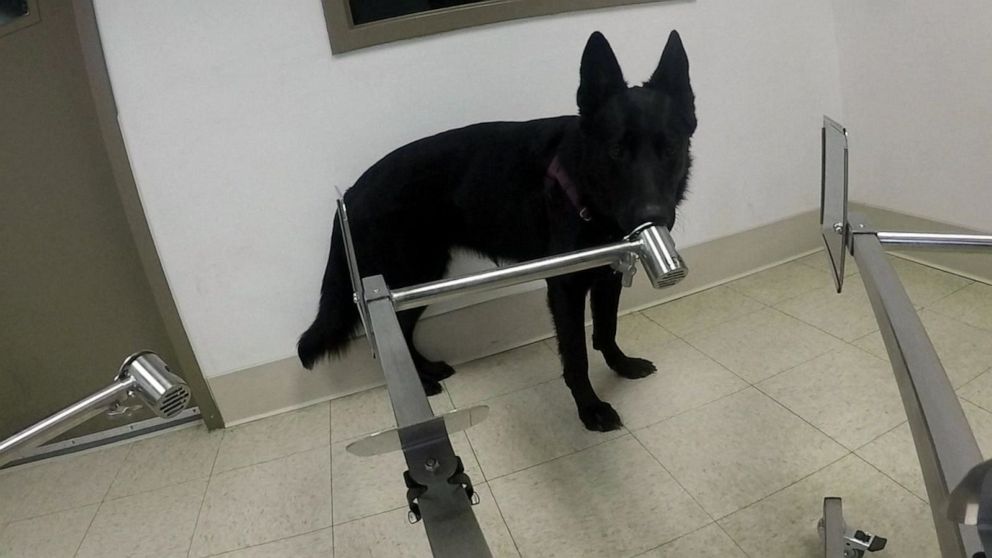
<box><xmin>608</xmin><ymin>144</ymin><xmax>622</xmax><ymax>160</ymax></box>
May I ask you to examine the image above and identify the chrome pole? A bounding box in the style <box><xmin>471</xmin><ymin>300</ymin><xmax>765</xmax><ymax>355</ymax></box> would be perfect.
<box><xmin>0</xmin><ymin>377</ymin><xmax>134</xmax><ymax>467</ymax></box>
<box><xmin>391</xmin><ymin>225</ymin><xmax>687</xmax><ymax>312</ymax></box>
<box><xmin>0</xmin><ymin>352</ymin><xmax>191</xmax><ymax>468</ymax></box>
<box><xmin>391</xmin><ymin>240</ymin><xmax>641</xmax><ymax>311</ymax></box>
<box><xmin>877</xmin><ymin>232</ymin><xmax>992</xmax><ymax>251</ymax></box>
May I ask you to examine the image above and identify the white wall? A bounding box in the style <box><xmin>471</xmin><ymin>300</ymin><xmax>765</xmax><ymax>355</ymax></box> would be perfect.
<box><xmin>831</xmin><ymin>0</ymin><xmax>992</xmax><ymax>231</ymax></box>
<box><xmin>94</xmin><ymin>0</ymin><xmax>842</xmax><ymax>378</ymax></box>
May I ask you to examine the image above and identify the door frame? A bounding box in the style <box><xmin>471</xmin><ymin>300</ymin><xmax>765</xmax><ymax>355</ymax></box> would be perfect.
<box><xmin>70</xmin><ymin>0</ymin><xmax>224</xmax><ymax>429</ymax></box>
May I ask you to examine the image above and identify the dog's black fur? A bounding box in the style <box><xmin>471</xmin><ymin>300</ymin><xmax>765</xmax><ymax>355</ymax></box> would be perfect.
<box><xmin>299</xmin><ymin>31</ymin><xmax>696</xmax><ymax>432</ymax></box>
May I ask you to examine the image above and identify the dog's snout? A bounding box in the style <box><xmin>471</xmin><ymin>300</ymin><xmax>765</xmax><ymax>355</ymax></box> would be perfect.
<box><xmin>629</xmin><ymin>204</ymin><xmax>672</xmax><ymax>230</ymax></box>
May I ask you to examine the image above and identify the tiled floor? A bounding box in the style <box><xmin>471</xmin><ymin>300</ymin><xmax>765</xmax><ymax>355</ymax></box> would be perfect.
<box><xmin>3</xmin><ymin>251</ymin><xmax>992</xmax><ymax>557</ymax></box>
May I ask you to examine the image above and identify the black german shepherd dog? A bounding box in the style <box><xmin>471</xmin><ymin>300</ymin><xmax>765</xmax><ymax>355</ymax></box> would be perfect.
<box><xmin>299</xmin><ymin>31</ymin><xmax>696</xmax><ymax>432</ymax></box>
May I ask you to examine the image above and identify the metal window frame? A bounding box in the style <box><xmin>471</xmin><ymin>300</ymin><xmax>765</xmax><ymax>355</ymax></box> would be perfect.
<box><xmin>0</xmin><ymin>0</ymin><xmax>40</xmax><ymax>38</ymax></box>
<box><xmin>321</xmin><ymin>0</ymin><xmax>676</xmax><ymax>55</ymax></box>
<box><xmin>819</xmin><ymin>115</ymin><xmax>992</xmax><ymax>557</ymax></box>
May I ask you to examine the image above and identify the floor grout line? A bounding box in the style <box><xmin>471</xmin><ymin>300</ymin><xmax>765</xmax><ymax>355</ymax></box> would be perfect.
<box><xmin>629</xmin><ymin>433</ymin><xmax>717</xmax><ymax>523</ymax></box>
<box><xmin>460</xmin><ymin>426</ymin><xmax>525</xmax><ymax>557</ymax></box>
<box><xmin>481</xmin><ymin>433</ymin><xmax>624</xmax><ymax>483</ymax></box>
<box><xmin>628</xmin><ymin>520</ymin><xmax>720</xmax><ymax>557</ymax></box>
<box><xmin>711</xmin><ymin>451</ymin><xmax>852</xmax><ymax>523</ymax></box>
<box><xmin>186</xmin><ymin>429</ymin><xmax>224</xmax><ymax>558</ymax></box>
<box><xmin>851</xmin><ymin>452</ymin><xmax>930</xmax><ymax>506</ymax></box>
<box><xmin>751</xmin><ymin>383</ymin><xmax>853</xmax><ymax>453</ymax></box>
<box><xmin>328</xmin><ymin>396</ymin><xmax>335</xmax><ymax>557</ymax></box>
<box><xmin>72</xmin><ymin>442</ymin><xmax>135</xmax><ymax>558</ymax></box>
<box><xmin>714</xmin><ymin>521</ymin><xmax>752</xmax><ymax>557</ymax></box>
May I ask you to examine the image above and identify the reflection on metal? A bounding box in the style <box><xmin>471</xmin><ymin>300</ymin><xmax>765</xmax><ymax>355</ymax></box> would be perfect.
<box><xmin>341</xmin><ymin>194</ymin><xmax>689</xmax><ymax>557</ymax></box>
<box><xmin>347</xmin><ymin>406</ymin><xmax>490</xmax><ymax>457</ymax></box>
<box><xmin>819</xmin><ymin>116</ymin><xmax>992</xmax><ymax>557</ymax></box>
<box><xmin>337</xmin><ymin>196</ymin><xmax>375</xmax><ymax>358</ymax></box>
<box><xmin>876</xmin><ymin>231</ymin><xmax>992</xmax><ymax>252</ymax></box>
<box><xmin>0</xmin><ymin>351</ymin><xmax>192</xmax><ymax>467</ymax></box>
<box><xmin>391</xmin><ymin>224</ymin><xmax>686</xmax><ymax>311</ymax></box>
<box><xmin>820</xmin><ymin>116</ymin><xmax>848</xmax><ymax>293</ymax></box>
<box><xmin>947</xmin><ymin>460</ymin><xmax>992</xmax><ymax>551</ymax></box>
<box><xmin>1</xmin><ymin>407</ymin><xmax>200</xmax><ymax>470</ymax></box>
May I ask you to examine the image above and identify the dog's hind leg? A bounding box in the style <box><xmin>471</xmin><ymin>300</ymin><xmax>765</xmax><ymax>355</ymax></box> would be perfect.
<box><xmin>591</xmin><ymin>273</ymin><xmax>657</xmax><ymax>379</ymax></box>
<box><xmin>548</xmin><ymin>275</ymin><xmax>623</xmax><ymax>432</ymax></box>
<box><xmin>397</xmin><ymin>306</ymin><xmax>455</xmax><ymax>396</ymax></box>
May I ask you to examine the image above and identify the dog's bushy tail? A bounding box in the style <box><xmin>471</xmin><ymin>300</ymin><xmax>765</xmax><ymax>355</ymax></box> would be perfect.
<box><xmin>298</xmin><ymin>216</ymin><xmax>360</xmax><ymax>369</ymax></box>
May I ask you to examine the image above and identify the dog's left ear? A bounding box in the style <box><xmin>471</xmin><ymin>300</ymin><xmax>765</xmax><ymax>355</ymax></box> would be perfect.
<box><xmin>647</xmin><ymin>30</ymin><xmax>696</xmax><ymax>133</ymax></box>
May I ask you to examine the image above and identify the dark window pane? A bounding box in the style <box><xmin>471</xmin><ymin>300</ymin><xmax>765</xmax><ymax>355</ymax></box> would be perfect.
<box><xmin>0</xmin><ymin>0</ymin><xmax>28</xmax><ymax>26</ymax></box>
<box><xmin>349</xmin><ymin>0</ymin><xmax>490</xmax><ymax>25</ymax></box>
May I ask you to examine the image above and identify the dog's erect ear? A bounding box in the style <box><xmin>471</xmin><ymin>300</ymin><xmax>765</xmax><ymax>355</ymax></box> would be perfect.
<box><xmin>647</xmin><ymin>30</ymin><xmax>696</xmax><ymax>133</ymax></box>
<box><xmin>577</xmin><ymin>32</ymin><xmax>626</xmax><ymax>116</ymax></box>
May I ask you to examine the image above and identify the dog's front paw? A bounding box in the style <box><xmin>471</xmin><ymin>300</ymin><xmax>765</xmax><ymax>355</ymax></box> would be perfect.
<box><xmin>610</xmin><ymin>356</ymin><xmax>657</xmax><ymax>379</ymax></box>
<box><xmin>420</xmin><ymin>360</ymin><xmax>456</xmax><ymax>381</ymax></box>
<box><xmin>421</xmin><ymin>378</ymin><xmax>444</xmax><ymax>396</ymax></box>
<box><xmin>578</xmin><ymin>401</ymin><xmax>623</xmax><ymax>432</ymax></box>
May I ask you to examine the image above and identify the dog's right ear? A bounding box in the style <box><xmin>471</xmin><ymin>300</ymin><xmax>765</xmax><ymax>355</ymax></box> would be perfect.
<box><xmin>577</xmin><ymin>31</ymin><xmax>626</xmax><ymax>117</ymax></box>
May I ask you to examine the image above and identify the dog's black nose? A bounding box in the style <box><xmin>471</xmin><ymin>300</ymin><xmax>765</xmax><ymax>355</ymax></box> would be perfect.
<box><xmin>631</xmin><ymin>204</ymin><xmax>671</xmax><ymax>229</ymax></box>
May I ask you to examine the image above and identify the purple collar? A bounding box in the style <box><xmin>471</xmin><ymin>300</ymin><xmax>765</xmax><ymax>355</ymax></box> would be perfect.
<box><xmin>545</xmin><ymin>155</ymin><xmax>592</xmax><ymax>222</ymax></box>
<box><xmin>544</xmin><ymin>155</ymin><xmax>592</xmax><ymax>221</ymax></box>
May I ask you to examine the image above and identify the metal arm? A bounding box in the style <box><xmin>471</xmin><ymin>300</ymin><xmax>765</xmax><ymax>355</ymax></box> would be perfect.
<box><xmin>0</xmin><ymin>352</ymin><xmax>191</xmax><ymax>468</ymax></box>
<box><xmin>391</xmin><ymin>222</ymin><xmax>686</xmax><ymax>311</ymax></box>
<box><xmin>337</xmin><ymin>194</ymin><xmax>688</xmax><ymax>558</ymax></box>
<box><xmin>819</xmin><ymin>115</ymin><xmax>992</xmax><ymax>557</ymax></box>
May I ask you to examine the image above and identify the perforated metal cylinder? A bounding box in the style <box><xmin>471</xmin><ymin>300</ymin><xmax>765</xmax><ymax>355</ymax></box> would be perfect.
<box><xmin>119</xmin><ymin>351</ymin><xmax>191</xmax><ymax>418</ymax></box>
<box><xmin>636</xmin><ymin>226</ymin><xmax>688</xmax><ymax>288</ymax></box>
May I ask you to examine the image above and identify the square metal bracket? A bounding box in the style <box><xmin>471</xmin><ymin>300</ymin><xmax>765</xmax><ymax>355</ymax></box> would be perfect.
<box><xmin>821</xmin><ymin>116</ymin><xmax>849</xmax><ymax>293</ymax></box>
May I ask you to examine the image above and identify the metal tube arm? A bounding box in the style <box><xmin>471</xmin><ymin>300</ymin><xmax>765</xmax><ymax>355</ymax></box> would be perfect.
<box><xmin>0</xmin><ymin>377</ymin><xmax>134</xmax><ymax>467</ymax></box>
<box><xmin>876</xmin><ymin>231</ymin><xmax>992</xmax><ymax>252</ymax></box>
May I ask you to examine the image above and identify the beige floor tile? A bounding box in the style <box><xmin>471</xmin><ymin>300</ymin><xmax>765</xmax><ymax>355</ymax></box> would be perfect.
<box><xmin>634</xmin><ymin>388</ymin><xmax>847</xmax><ymax>518</ymax></box>
<box><xmin>190</xmin><ymin>447</ymin><xmax>332</xmax><ymax>557</ymax></box>
<box><xmin>334</xmin><ymin>484</ymin><xmax>518</xmax><ymax>557</ymax></box>
<box><xmin>928</xmin><ymin>282</ymin><xmax>992</xmax><ymax>330</ymax></box>
<box><xmin>0</xmin><ymin>504</ymin><xmax>97</xmax><ymax>558</ymax></box>
<box><xmin>858</xmin><ymin>400</ymin><xmax>992</xmax><ymax>501</ymax></box>
<box><xmin>0</xmin><ymin>444</ymin><xmax>129</xmax><ymax>523</ymax></box>
<box><xmin>638</xmin><ymin>523</ymin><xmax>746</xmax><ymax>557</ymax></box>
<box><xmin>208</xmin><ymin>526</ymin><xmax>334</xmax><ymax>557</ymax></box>
<box><xmin>330</xmin><ymin>386</ymin><xmax>452</xmax><ymax>444</ymax></box>
<box><xmin>719</xmin><ymin>455</ymin><xmax>939</xmax><ymax>558</ymax></box>
<box><xmin>331</xmin><ymin>432</ymin><xmax>481</xmax><ymax>524</ymax></box>
<box><xmin>726</xmin><ymin>262</ymin><xmax>836</xmax><ymax>305</ymax></box>
<box><xmin>107</xmin><ymin>423</ymin><xmax>221</xmax><ymax>499</ymax></box>
<box><xmin>641</xmin><ymin>286</ymin><xmax>765</xmax><ymax>337</ymax></box>
<box><xmin>445</xmin><ymin>342</ymin><xmax>562</xmax><ymax>407</ymax></box>
<box><xmin>588</xmin><ymin>311</ymin><xmax>677</xmax><ymax>354</ymax></box>
<box><xmin>774</xmin><ymin>276</ymin><xmax>879</xmax><ymax>342</ymax></box>
<box><xmin>759</xmin><ymin>346</ymin><xmax>905</xmax><ymax>449</ymax></box>
<box><xmin>213</xmin><ymin>402</ymin><xmax>330</xmax><ymax>474</ymax></box>
<box><xmin>960</xmin><ymin>369</ymin><xmax>992</xmax><ymax>411</ymax></box>
<box><xmin>77</xmin><ymin>479</ymin><xmax>205</xmax><ymax>558</ymax></box>
<box><xmin>855</xmin><ymin>421</ymin><xmax>925</xmax><ymax>500</ymax></box>
<box><xmin>543</xmin><ymin>312</ymin><xmax>677</xmax><ymax>372</ymax></box>
<box><xmin>465</xmin><ymin>378</ymin><xmax>625</xmax><ymax>479</ymax></box>
<box><xmin>889</xmin><ymin>257</ymin><xmax>972</xmax><ymax>308</ymax></box>
<box><xmin>794</xmin><ymin>250</ymin><xmax>858</xmax><ymax>277</ymax></box>
<box><xmin>684</xmin><ymin>308</ymin><xmax>846</xmax><ymax>383</ymax></box>
<box><xmin>854</xmin><ymin>310</ymin><xmax>992</xmax><ymax>389</ymax></box>
<box><xmin>491</xmin><ymin>436</ymin><xmax>709</xmax><ymax>558</ymax></box>
<box><xmin>590</xmin><ymin>338</ymin><xmax>747</xmax><ymax>430</ymax></box>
